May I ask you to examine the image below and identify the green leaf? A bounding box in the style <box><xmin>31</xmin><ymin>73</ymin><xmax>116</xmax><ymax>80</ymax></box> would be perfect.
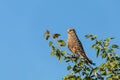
<box><xmin>103</xmin><ymin>47</ymin><xmax>108</xmax><ymax>51</ymax></box>
<box><xmin>91</xmin><ymin>36</ymin><xmax>97</xmax><ymax>40</ymax></box>
<box><xmin>101</xmin><ymin>53</ymin><xmax>107</xmax><ymax>58</ymax></box>
<box><xmin>79</xmin><ymin>61</ymin><xmax>84</xmax><ymax>67</ymax></box>
<box><xmin>73</xmin><ymin>65</ymin><xmax>81</xmax><ymax>73</ymax></box>
<box><xmin>106</xmin><ymin>37</ymin><xmax>114</xmax><ymax>42</ymax></box>
<box><xmin>63</xmin><ymin>75</ymin><xmax>82</xmax><ymax>80</ymax></box>
<box><xmin>56</xmin><ymin>49</ymin><xmax>62</xmax><ymax>61</ymax></box>
<box><xmin>46</xmin><ymin>35</ymin><xmax>50</xmax><ymax>40</ymax></box>
<box><xmin>50</xmin><ymin>46</ymin><xmax>56</xmax><ymax>56</ymax></box>
<box><xmin>109</xmin><ymin>62</ymin><xmax>115</xmax><ymax>68</ymax></box>
<box><xmin>114</xmin><ymin>53</ymin><xmax>118</xmax><ymax>57</ymax></box>
<box><xmin>116</xmin><ymin>57</ymin><xmax>120</xmax><ymax>60</ymax></box>
<box><xmin>61</xmin><ymin>51</ymin><xmax>67</xmax><ymax>56</ymax></box>
<box><xmin>91</xmin><ymin>44</ymin><xmax>96</xmax><ymax>48</ymax></box>
<box><xmin>57</xmin><ymin>40</ymin><xmax>66</xmax><ymax>46</ymax></box>
<box><xmin>108</xmin><ymin>49</ymin><xmax>115</xmax><ymax>53</ymax></box>
<box><xmin>84</xmin><ymin>76</ymin><xmax>92</xmax><ymax>80</ymax></box>
<box><xmin>104</xmin><ymin>41</ymin><xmax>109</xmax><ymax>47</ymax></box>
<box><xmin>93</xmin><ymin>67</ymin><xmax>98</xmax><ymax>74</ymax></box>
<box><xmin>52</xmin><ymin>34</ymin><xmax>61</xmax><ymax>39</ymax></box>
<box><xmin>44</xmin><ymin>30</ymin><xmax>50</xmax><ymax>35</ymax></box>
<box><xmin>100</xmin><ymin>63</ymin><xmax>106</xmax><ymax>68</ymax></box>
<box><xmin>95</xmin><ymin>46</ymin><xmax>100</xmax><ymax>50</ymax></box>
<box><xmin>51</xmin><ymin>46</ymin><xmax>55</xmax><ymax>50</ymax></box>
<box><xmin>86</xmin><ymin>67</ymin><xmax>90</xmax><ymax>71</ymax></box>
<box><xmin>107</xmin><ymin>53</ymin><xmax>111</xmax><ymax>60</ymax></box>
<box><xmin>107</xmin><ymin>76</ymin><xmax>113</xmax><ymax>80</ymax></box>
<box><xmin>106</xmin><ymin>71</ymin><xmax>111</xmax><ymax>75</ymax></box>
<box><xmin>96</xmin><ymin>40</ymin><xmax>102</xmax><ymax>44</ymax></box>
<box><xmin>49</xmin><ymin>41</ymin><xmax>53</xmax><ymax>46</ymax></box>
<box><xmin>67</xmin><ymin>65</ymin><xmax>72</xmax><ymax>70</ymax></box>
<box><xmin>113</xmin><ymin>75</ymin><xmax>119</xmax><ymax>79</ymax></box>
<box><xmin>76</xmin><ymin>76</ymin><xmax>82</xmax><ymax>80</ymax></box>
<box><xmin>44</xmin><ymin>30</ymin><xmax>50</xmax><ymax>40</ymax></box>
<box><xmin>96</xmin><ymin>49</ymin><xmax>100</xmax><ymax>57</ymax></box>
<box><xmin>61</xmin><ymin>51</ymin><xmax>67</xmax><ymax>54</ymax></box>
<box><xmin>50</xmin><ymin>51</ymin><xmax>55</xmax><ymax>56</ymax></box>
<box><xmin>101</xmin><ymin>71</ymin><xmax>106</xmax><ymax>75</ymax></box>
<box><xmin>112</xmin><ymin>44</ymin><xmax>119</xmax><ymax>49</ymax></box>
<box><xmin>85</xmin><ymin>34</ymin><xmax>92</xmax><ymax>38</ymax></box>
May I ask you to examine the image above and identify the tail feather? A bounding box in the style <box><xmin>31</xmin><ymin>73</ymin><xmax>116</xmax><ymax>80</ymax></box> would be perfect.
<box><xmin>78</xmin><ymin>52</ymin><xmax>95</xmax><ymax>65</ymax></box>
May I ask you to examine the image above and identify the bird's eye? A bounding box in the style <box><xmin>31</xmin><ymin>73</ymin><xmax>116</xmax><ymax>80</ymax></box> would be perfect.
<box><xmin>69</xmin><ymin>29</ymin><xmax>72</xmax><ymax>32</ymax></box>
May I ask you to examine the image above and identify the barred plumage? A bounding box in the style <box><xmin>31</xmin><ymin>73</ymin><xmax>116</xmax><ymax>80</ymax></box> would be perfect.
<box><xmin>67</xmin><ymin>28</ymin><xmax>94</xmax><ymax>65</ymax></box>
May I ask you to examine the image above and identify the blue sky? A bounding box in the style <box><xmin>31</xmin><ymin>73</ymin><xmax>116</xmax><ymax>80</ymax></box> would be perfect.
<box><xmin>0</xmin><ymin>0</ymin><xmax>120</xmax><ymax>80</ymax></box>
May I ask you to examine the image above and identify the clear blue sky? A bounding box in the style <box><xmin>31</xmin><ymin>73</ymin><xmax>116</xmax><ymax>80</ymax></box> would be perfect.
<box><xmin>0</xmin><ymin>0</ymin><xmax>120</xmax><ymax>80</ymax></box>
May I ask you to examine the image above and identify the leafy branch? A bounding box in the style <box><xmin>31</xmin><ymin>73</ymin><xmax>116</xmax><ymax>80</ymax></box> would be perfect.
<box><xmin>44</xmin><ymin>30</ymin><xmax>120</xmax><ymax>80</ymax></box>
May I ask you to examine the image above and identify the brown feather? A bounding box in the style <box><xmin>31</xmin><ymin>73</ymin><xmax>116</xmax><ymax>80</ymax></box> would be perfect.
<box><xmin>67</xmin><ymin>28</ymin><xmax>94</xmax><ymax>65</ymax></box>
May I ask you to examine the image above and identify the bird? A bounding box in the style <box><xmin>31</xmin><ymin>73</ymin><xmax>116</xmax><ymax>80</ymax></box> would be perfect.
<box><xmin>67</xmin><ymin>28</ymin><xmax>94</xmax><ymax>65</ymax></box>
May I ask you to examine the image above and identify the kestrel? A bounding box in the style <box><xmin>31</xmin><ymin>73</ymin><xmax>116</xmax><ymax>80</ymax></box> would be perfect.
<box><xmin>67</xmin><ymin>28</ymin><xmax>94</xmax><ymax>65</ymax></box>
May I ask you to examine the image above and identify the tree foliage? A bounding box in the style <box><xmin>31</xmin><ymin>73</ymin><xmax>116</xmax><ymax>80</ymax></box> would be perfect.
<box><xmin>44</xmin><ymin>30</ymin><xmax>120</xmax><ymax>80</ymax></box>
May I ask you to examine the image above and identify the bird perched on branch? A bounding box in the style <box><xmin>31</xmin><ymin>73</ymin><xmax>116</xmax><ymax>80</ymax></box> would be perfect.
<box><xmin>67</xmin><ymin>28</ymin><xmax>94</xmax><ymax>65</ymax></box>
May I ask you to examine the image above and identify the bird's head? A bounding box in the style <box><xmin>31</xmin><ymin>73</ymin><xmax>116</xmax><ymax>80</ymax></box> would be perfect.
<box><xmin>67</xmin><ymin>28</ymin><xmax>75</xmax><ymax>34</ymax></box>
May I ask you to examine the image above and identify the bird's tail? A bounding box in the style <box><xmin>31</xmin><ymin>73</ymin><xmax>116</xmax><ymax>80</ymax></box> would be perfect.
<box><xmin>78</xmin><ymin>52</ymin><xmax>95</xmax><ymax>65</ymax></box>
